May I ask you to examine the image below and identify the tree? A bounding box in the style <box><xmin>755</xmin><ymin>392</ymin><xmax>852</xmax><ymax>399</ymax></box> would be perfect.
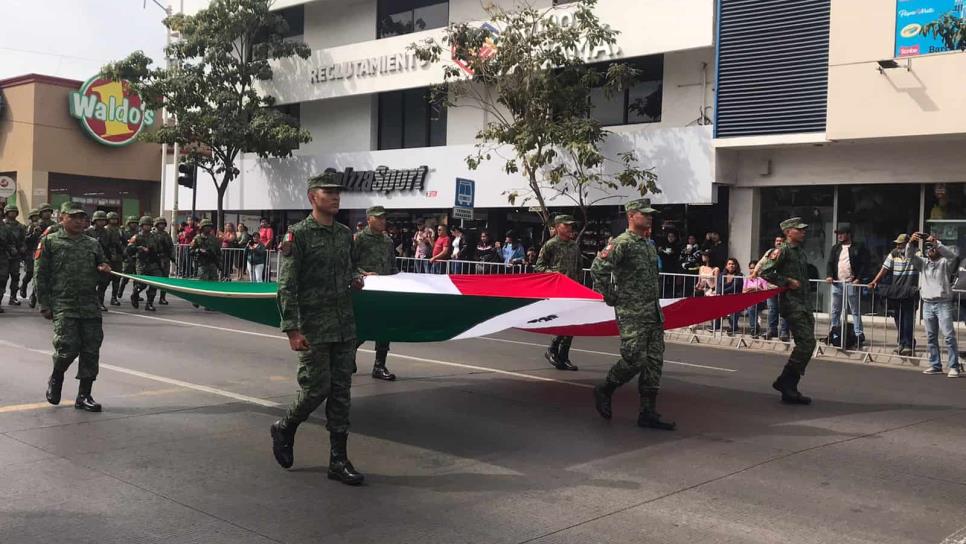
<box><xmin>922</xmin><ymin>11</ymin><xmax>966</xmax><ymax>52</ymax></box>
<box><xmin>411</xmin><ymin>0</ymin><xmax>658</xmax><ymax>241</ymax></box>
<box><xmin>103</xmin><ymin>0</ymin><xmax>312</xmax><ymax>229</ymax></box>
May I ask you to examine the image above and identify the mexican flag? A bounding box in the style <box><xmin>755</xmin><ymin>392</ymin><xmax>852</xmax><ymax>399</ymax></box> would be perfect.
<box><xmin>116</xmin><ymin>273</ymin><xmax>778</xmax><ymax>342</ymax></box>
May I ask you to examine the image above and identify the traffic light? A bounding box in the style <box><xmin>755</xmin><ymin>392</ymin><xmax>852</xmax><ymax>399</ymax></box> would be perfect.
<box><xmin>177</xmin><ymin>162</ymin><xmax>196</xmax><ymax>189</ymax></box>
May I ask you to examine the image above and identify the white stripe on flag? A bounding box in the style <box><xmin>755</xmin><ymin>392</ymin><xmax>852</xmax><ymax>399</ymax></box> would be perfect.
<box><xmin>453</xmin><ymin>298</ymin><xmax>608</xmax><ymax>340</ymax></box>
<box><xmin>362</xmin><ymin>273</ymin><xmax>460</xmax><ymax>295</ymax></box>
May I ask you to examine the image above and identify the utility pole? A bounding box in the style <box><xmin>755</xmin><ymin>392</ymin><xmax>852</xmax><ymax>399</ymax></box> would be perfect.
<box><xmin>147</xmin><ymin>0</ymin><xmax>181</xmax><ymax>226</ymax></box>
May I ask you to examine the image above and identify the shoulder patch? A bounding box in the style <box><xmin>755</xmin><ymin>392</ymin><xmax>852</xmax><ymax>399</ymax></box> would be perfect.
<box><xmin>280</xmin><ymin>229</ymin><xmax>295</xmax><ymax>256</ymax></box>
<box><xmin>599</xmin><ymin>243</ymin><xmax>614</xmax><ymax>259</ymax></box>
<box><xmin>33</xmin><ymin>239</ymin><xmax>44</xmax><ymax>260</ymax></box>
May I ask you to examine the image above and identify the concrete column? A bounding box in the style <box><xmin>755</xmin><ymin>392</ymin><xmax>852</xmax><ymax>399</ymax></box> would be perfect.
<box><xmin>17</xmin><ymin>169</ymin><xmax>48</xmax><ymax>212</ymax></box>
<box><xmin>728</xmin><ymin>186</ymin><xmax>759</xmax><ymax>270</ymax></box>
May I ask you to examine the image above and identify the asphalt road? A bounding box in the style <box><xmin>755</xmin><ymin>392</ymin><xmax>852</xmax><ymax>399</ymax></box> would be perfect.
<box><xmin>2</xmin><ymin>298</ymin><xmax>966</xmax><ymax>544</ymax></box>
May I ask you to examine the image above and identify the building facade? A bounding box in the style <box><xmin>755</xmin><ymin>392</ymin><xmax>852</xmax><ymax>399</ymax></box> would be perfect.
<box><xmin>0</xmin><ymin>74</ymin><xmax>161</xmax><ymax>218</ymax></box>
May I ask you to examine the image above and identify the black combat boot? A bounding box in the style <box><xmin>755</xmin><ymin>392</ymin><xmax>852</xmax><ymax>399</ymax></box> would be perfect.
<box><xmin>637</xmin><ymin>389</ymin><xmax>676</xmax><ymax>431</ymax></box>
<box><xmin>270</xmin><ymin>419</ymin><xmax>298</xmax><ymax>469</ymax></box>
<box><xmin>98</xmin><ymin>302</ymin><xmax>108</xmax><ymax>312</ymax></box>
<box><xmin>46</xmin><ymin>370</ymin><xmax>65</xmax><ymax>405</ymax></box>
<box><xmin>556</xmin><ymin>343</ymin><xmax>578</xmax><ymax>371</ymax></box>
<box><xmin>28</xmin><ymin>292</ymin><xmax>37</xmax><ymax>309</ymax></box>
<box><xmin>18</xmin><ymin>285</ymin><xmax>27</xmax><ymax>299</ymax></box>
<box><xmin>8</xmin><ymin>291</ymin><xmax>20</xmax><ymax>306</ymax></box>
<box><xmin>74</xmin><ymin>379</ymin><xmax>102</xmax><ymax>412</ymax></box>
<box><xmin>130</xmin><ymin>291</ymin><xmax>140</xmax><ymax>309</ymax></box>
<box><xmin>159</xmin><ymin>293</ymin><xmax>168</xmax><ymax>305</ymax></box>
<box><xmin>593</xmin><ymin>381</ymin><xmax>618</xmax><ymax>420</ymax></box>
<box><xmin>772</xmin><ymin>366</ymin><xmax>812</xmax><ymax>405</ymax></box>
<box><xmin>328</xmin><ymin>432</ymin><xmax>364</xmax><ymax>486</ymax></box>
<box><xmin>145</xmin><ymin>297</ymin><xmax>156</xmax><ymax>312</ymax></box>
<box><xmin>110</xmin><ymin>296</ymin><xmax>121</xmax><ymax>306</ymax></box>
<box><xmin>371</xmin><ymin>350</ymin><xmax>396</xmax><ymax>381</ymax></box>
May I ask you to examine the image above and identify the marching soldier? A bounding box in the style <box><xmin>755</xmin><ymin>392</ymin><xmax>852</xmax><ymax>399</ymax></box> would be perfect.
<box><xmin>38</xmin><ymin>202</ymin><xmax>111</xmax><ymax>412</ymax></box>
<box><xmin>19</xmin><ymin>209</ymin><xmax>41</xmax><ymax>306</ymax></box>
<box><xmin>85</xmin><ymin>211</ymin><xmax>114</xmax><ymax>311</ymax></box>
<box><xmin>128</xmin><ymin>216</ymin><xmax>164</xmax><ymax>311</ymax></box>
<box><xmin>153</xmin><ymin>217</ymin><xmax>175</xmax><ymax>305</ymax></box>
<box><xmin>270</xmin><ymin>172</ymin><xmax>366</xmax><ymax>486</ymax></box>
<box><xmin>2</xmin><ymin>203</ymin><xmax>26</xmax><ymax>305</ymax></box>
<box><xmin>756</xmin><ymin>217</ymin><xmax>816</xmax><ymax>405</ymax></box>
<box><xmin>105</xmin><ymin>212</ymin><xmax>125</xmax><ymax>306</ymax></box>
<box><xmin>0</xmin><ymin>215</ymin><xmax>14</xmax><ymax>314</ymax></box>
<box><xmin>117</xmin><ymin>216</ymin><xmax>140</xmax><ymax>299</ymax></box>
<box><xmin>351</xmin><ymin>205</ymin><xmax>399</xmax><ymax>381</ymax></box>
<box><xmin>191</xmin><ymin>219</ymin><xmax>221</xmax><ymax>281</ymax></box>
<box><xmin>535</xmin><ymin>214</ymin><xmax>582</xmax><ymax>371</ymax></box>
<box><xmin>591</xmin><ymin>199</ymin><xmax>676</xmax><ymax>431</ymax></box>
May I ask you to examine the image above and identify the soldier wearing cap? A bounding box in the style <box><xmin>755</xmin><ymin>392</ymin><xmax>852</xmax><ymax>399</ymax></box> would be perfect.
<box><xmin>104</xmin><ymin>212</ymin><xmax>125</xmax><ymax>305</ymax></box>
<box><xmin>536</xmin><ymin>214</ymin><xmax>583</xmax><ymax>371</ymax></box>
<box><xmin>351</xmin><ymin>205</ymin><xmax>400</xmax><ymax>381</ymax></box>
<box><xmin>270</xmin><ymin>172</ymin><xmax>366</xmax><ymax>486</ymax></box>
<box><xmin>127</xmin><ymin>215</ymin><xmax>165</xmax><ymax>311</ymax></box>
<box><xmin>19</xmin><ymin>208</ymin><xmax>42</xmax><ymax>306</ymax></box>
<box><xmin>153</xmin><ymin>217</ymin><xmax>175</xmax><ymax>305</ymax></box>
<box><xmin>591</xmin><ymin>199</ymin><xmax>676</xmax><ymax>431</ymax></box>
<box><xmin>117</xmin><ymin>215</ymin><xmax>141</xmax><ymax>299</ymax></box>
<box><xmin>37</xmin><ymin>201</ymin><xmax>112</xmax><ymax>412</ymax></box>
<box><xmin>1</xmin><ymin>203</ymin><xmax>27</xmax><ymax>305</ymax></box>
<box><xmin>757</xmin><ymin>217</ymin><xmax>816</xmax><ymax>405</ymax></box>
<box><xmin>85</xmin><ymin>211</ymin><xmax>114</xmax><ymax>312</ymax></box>
<box><xmin>190</xmin><ymin>218</ymin><xmax>222</xmax><ymax>282</ymax></box>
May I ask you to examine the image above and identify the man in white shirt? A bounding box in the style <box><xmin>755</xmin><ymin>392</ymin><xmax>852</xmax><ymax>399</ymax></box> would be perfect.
<box><xmin>825</xmin><ymin>223</ymin><xmax>870</xmax><ymax>348</ymax></box>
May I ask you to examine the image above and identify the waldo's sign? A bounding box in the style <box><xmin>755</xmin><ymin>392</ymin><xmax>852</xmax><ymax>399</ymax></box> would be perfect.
<box><xmin>68</xmin><ymin>76</ymin><xmax>155</xmax><ymax>147</ymax></box>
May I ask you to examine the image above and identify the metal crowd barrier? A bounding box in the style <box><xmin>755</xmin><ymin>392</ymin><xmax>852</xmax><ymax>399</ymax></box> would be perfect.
<box><xmin>174</xmin><ymin>244</ymin><xmax>278</xmax><ymax>283</ymax></box>
<box><xmin>394</xmin><ymin>257</ymin><xmax>525</xmax><ymax>275</ymax></box>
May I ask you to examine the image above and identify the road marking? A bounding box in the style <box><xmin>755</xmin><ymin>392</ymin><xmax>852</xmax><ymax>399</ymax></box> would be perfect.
<box><xmin>477</xmin><ymin>336</ymin><xmax>738</xmax><ymax>373</ymax></box>
<box><xmin>943</xmin><ymin>526</ymin><xmax>966</xmax><ymax>544</ymax></box>
<box><xmin>0</xmin><ymin>340</ymin><xmax>282</xmax><ymax>408</ymax></box>
<box><xmin>111</xmin><ymin>310</ymin><xmax>286</xmax><ymax>340</ymax></box>
<box><xmin>0</xmin><ymin>387</ymin><xmax>184</xmax><ymax>413</ymax></box>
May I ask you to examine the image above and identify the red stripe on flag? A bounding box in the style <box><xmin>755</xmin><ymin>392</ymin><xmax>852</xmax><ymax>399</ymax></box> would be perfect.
<box><xmin>449</xmin><ymin>273</ymin><xmax>602</xmax><ymax>300</ymax></box>
<box><xmin>662</xmin><ymin>289</ymin><xmax>781</xmax><ymax>330</ymax></box>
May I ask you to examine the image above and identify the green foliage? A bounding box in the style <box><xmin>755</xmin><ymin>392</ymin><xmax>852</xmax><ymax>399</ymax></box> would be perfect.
<box><xmin>102</xmin><ymin>0</ymin><xmax>312</xmax><ymax>227</ymax></box>
<box><xmin>922</xmin><ymin>12</ymin><xmax>966</xmax><ymax>52</ymax></box>
<box><xmin>411</xmin><ymin>0</ymin><xmax>658</xmax><ymax>237</ymax></box>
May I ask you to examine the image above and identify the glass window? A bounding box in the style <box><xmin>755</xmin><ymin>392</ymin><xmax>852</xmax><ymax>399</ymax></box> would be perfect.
<box><xmin>378</xmin><ymin>93</ymin><xmax>403</xmax><ymax>150</ymax></box>
<box><xmin>429</xmin><ymin>97</ymin><xmax>447</xmax><ymax>147</ymax></box>
<box><xmin>413</xmin><ymin>3</ymin><xmax>448</xmax><ymax>32</ymax></box>
<box><xmin>378</xmin><ymin>87</ymin><xmax>447</xmax><ymax>150</ymax></box>
<box><xmin>589</xmin><ymin>87</ymin><xmax>624</xmax><ymax>126</ymax></box>
<box><xmin>758</xmin><ymin>186</ymin><xmax>834</xmax><ymax>278</ymax></box>
<box><xmin>589</xmin><ymin>55</ymin><xmax>664</xmax><ymax>126</ymax></box>
<box><xmin>837</xmin><ymin>184</ymin><xmax>920</xmax><ymax>269</ymax></box>
<box><xmin>278</xmin><ymin>5</ymin><xmax>304</xmax><ymax>38</ymax></box>
<box><xmin>378</xmin><ymin>0</ymin><xmax>448</xmax><ymax>39</ymax></box>
<box><xmin>628</xmin><ymin>81</ymin><xmax>662</xmax><ymax>123</ymax></box>
<box><xmin>925</xmin><ymin>183</ymin><xmax>966</xmax><ymax>245</ymax></box>
<box><xmin>379</xmin><ymin>11</ymin><xmax>414</xmax><ymax>38</ymax></box>
<box><xmin>403</xmin><ymin>89</ymin><xmax>428</xmax><ymax>148</ymax></box>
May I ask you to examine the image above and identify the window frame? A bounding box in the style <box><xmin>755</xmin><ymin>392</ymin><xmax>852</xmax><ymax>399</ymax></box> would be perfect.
<box><xmin>377</xmin><ymin>0</ymin><xmax>449</xmax><ymax>39</ymax></box>
<box><xmin>377</xmin><ymin>88</ymin><xmax>447</xmax><ymax>150</ymax></box>
<box><xmin>589</xmin><ymin>55</ymin><xmax>664</xmax><ymax>127</ymax></box>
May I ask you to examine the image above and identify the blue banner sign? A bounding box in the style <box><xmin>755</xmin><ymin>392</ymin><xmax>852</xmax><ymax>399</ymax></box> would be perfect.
<box><xmin>895</xmin><ymin>0</ymin><xmax>965</xmax><ymax>57</ymax></box>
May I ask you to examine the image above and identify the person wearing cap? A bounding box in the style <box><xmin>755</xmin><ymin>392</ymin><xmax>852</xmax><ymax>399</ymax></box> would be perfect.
<box><xmin>116</xmin><ymin>216</ymin><xmax>141</xmax><ymax>299</ymax></box>
<box><xmin>127</xmin><ymin>216</ymin><xmax>165</xmax><ymax>312</ymax></box>
<box><xmin>270</xmin><ymin>172</ymin><xmax>366</xmax><ymax>486</ymax></box>
<box><xmin>351</xmin><ymin>205</ymin><xmax>400</xmax><ymax>381</ymax></box>
<box><xmin>85</xmin><ymin>211</ymin><xmax>115</xmax><ymax>312</ymax></box>
<box><xmin>19</xmin><ymin>208</ymin><xmax>42</xmax><ymax>306</ymax></box>
<box><xmin>825</xmin><ymin>222</ymin><xmax>870</xmax><ymax>348</ymax></box>
<box><xmin>104</xmin><ymin>212</ymin><xmax>125</xmax><ymax>306</ymax></box>
<box><xmin>868</xmin><ymin>234</ymin><xmax>919</xmax><ymax>356</ymax></box>
<box><xmin>591</xmin><ymin>198</ymin><xmax>676</xmax><ymax>430</ymax></box>
<box><xmin>536</xmin><ymin>214</ymin><xmax>582</xmax><ymax>371</ymax></box>
<box><xmin>757</xmin><ymin>217</ymin><xmax>816</xmax><ymax>405</ymax></box>
<box><xmin>1</xmin><ymin>203</ymin><xmax>27</xmax><ymax>305</ymax></box>
<box><xmin>904</xmin><ymin>232</ymin><xmax>961</xmax><ymax>377</ymax></box>
<box><xmin>153</xmin><ymin>217</ymin><xmax>176</xmax><ymax>305</ymax></box>
<box><xmin>37</xmin><ymin>203</ymin><xmax>55</xmax><ymax>233</ymax></box>
<box><xmin>190</xmin><ymin>218</ymin><xmax>222</xmax><ymax>283</ymax></box>
<box><xmin>36</xmin><ymin>201</ymin><xmax>112</xmax><ymax>412</ymax></box>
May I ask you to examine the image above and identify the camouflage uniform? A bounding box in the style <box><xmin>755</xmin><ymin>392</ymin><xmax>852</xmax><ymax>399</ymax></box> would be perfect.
<box><xmin>153</xmin><ymin>217</ymin><xmax>175</xmax><ymax>304</ymax></box>
<box><xmin>37</xmin><ymin>202</ymin><xmax>107</xmax><ymax>412</ymax></box>
<box><xmin>26</xmin><ymin>203</ymin><xmax>56</xmax><ymax>307</ymax></box>
<box><xmin>0</xmin><ymin>221</ymin><xmax>13</xmax><ymax>313</ymax></box>
<box><xmin>190</xmin><ymin>220</ymin><xmax>221</xmax><ymax>281</ymax></box>
<box><xmin>535</xmin><ymin>214</ymin><xmax>582</xmax><ymax>370</ymax></box>
<box><xmin>757</xmin><ymin>217</ymin><xmax>816</xmax><ymax>404</ymax></box>
<box><xmin>270</xmin><ymin>173</ymin><xmax>364</xmax><ymax>486</ymax></box>
<box><xmin>86</xmin><ymin>211</ymin><xmax>114</xmax><ymax>310</ymax></box>
<box><xmin>105</xmin><ymin>212</ymin><xmax>125</xmax><ymax>304</ymax></box>
<box><xmin>19</xmin><ymin>209</ymin><xmax>41</xmax><ymax>300</ymax></box>
<box><xmin>591</xmin><ymin>199</ymin><xmax>675</xmax><ymax>430</ymax></box>
<box><xmin>351</xmin><ymin>206</ymin><xmax>399</xmax><ymax>380</ymax></box>
<box><xmin>2</xmin><ymin>204</ymin><xmax>27</xmax><ymax>304</ymax></box>
<box><xmin>117</xmin><ymin>217</ymin><xmax>140</xmax><ymax>298</ymax></box>
<box><xmin>128</xmin><ymin>216</ymin><xmax>164</xmax><ymax>309</ymax></box>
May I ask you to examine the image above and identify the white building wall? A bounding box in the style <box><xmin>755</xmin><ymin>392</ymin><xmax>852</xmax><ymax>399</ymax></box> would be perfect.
<box><xmin>296</xmin><ymin>94</ymin><xmax>373</xmax><ymax>155</ymax></box>
<box><xmin>303</xmin><ymin>0</ymin><xmax>376</xmax><ymax>50</ymax></box>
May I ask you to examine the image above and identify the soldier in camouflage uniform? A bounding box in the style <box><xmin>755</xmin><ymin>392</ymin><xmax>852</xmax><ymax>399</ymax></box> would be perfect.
<box><xmin>535</xmin><ymin>214</ymin><xmax>582</xmax><ymax>371</ymax></box>
<box><xmin>2</xmin><ymin>203</ymin><xmax>26</xmax><ymax>305</ymax></box>
<box><xmin>191</xmin><ymin>219</ymin><xmax>222</xmax><ymax>281</ymax></box>
<box><xmin>128</xmin><ymin>216</ymin><xmax>164</xmax><ymax>311</ymax></box>
<box><xmin>591</xmin><ymin>199</ymin><xmax>676</xmax><ymax>431</ymax></box>
<box><xmin>37</xmin><ymin>201</ymin><xmax>111</xmax><ymax>413</ymax></box>
<box><xmin>86</xmin><ymin>211</ymin><xmax>114</xmax><ymax>312</ymax></box>
<box><xmin>756</xmin><ymin>217</ymin><xmax>815</xmax><ymax>405</ymax></box>
<box><xmin>153</xmin><ymin>217</ymin><xmax>175</xmax><ymax>305</ymax></box>
<box><xmin>351</xmin><ymin>205</ymin><xmax>399</xmax><ymax>381</ymax></box>
<box><xmin>19</xmin><ymin>209</ymin><xmax>41</xmax><ymax>303</ymax></box>
<box><xmin>117</xmin><ymin>216</ymin><xmax>140</xmax><ymax>299</ymax></box>
<box><xmin>0</xmin><ymin>215</ymin><xmax>14</xmax><ymax>314</ymax></box>
<box><xmin>270</xmin><ymin>172</ymin><xmax>366</xmax><ymax>486</ymax></box>
<box><xmin>105</xmin><ymin>212</ymin><xmax>125</xmax><ymax>306</ymax></box>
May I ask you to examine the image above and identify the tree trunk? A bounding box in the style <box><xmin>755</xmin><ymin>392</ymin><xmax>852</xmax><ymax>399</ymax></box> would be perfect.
<box><xmin>216</xmin><ymin>173</ymin><xmax>231</xmax><ymax>232</ymax></box>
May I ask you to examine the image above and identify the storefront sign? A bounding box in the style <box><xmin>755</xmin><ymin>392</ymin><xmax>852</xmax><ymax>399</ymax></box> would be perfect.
<box><xmin>0</xmin><ymin>176</ymin><xmax>15</xmax><ymax>198</ymax></box>
<box><xmin>895</xmin><ymin>0</ymin><xmax>965</xmax><ymax>57</ymax></box>
<box><xmin>311</xmin><ymin>51</ymin><xmax>432</xmax><ymax>84</ymax></box>
<box><xmin>68</xmin><ymin>76</ymin><xmax>156</xmax><ymax>146</ymax></box>
<box><xmin>324</xmin><ymin>165</ymin><xmax>429</xmax><ymax>193</ymax></box>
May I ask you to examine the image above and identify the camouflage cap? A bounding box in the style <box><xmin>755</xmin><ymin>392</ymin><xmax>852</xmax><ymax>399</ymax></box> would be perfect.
<box><xmin>60</xmin><ymin>201</ymin><xmax>86</xmax><ymax>216</ymax></box>
<box><xmin>28</xmin><ymin>208</ymin><xmax>39</xmax><ymax>219</ymax></box>
<box><xmin>624</xmin><ymin>198</ymin><xmax>658</xmax><ymax>214</ymax></box>
<box><xmin>91</xmin><ymin>210</ymin><xmax>108</xmax><ymax>221</ymax></box>
<box><xmin>894</xmin><ymin>233</ymin><xmax>909</xmax><ymax>244</ymax></box>
<box><xmin>139</xmin><ymin>215</ymin><xmax>154</xmax><ymax>226</ymax></box>
<box><xmin>199</xmin><ymin>218</ymin><xmax>214</xmax><ymax>228</ymax></box>
<box><xmin>106</xmin><ymin>211</ymin><xmax>120</xmax><ymax>220</ymax></box>
<box><xmin>553</xmin><ymin>214</ymin><xmax>577</xmax><ymax>226</ymax></box>
<box><xmin>779</xmin><ymin>217</ymin><xmax>808</xmax><ymax>230</ymax></box>
<box><xmin>154</xmin><ymin>216</ymin><xmax>167</xmax><ymax>225</ymax></box>
<box><xmin>366</xmin><ymin>205</ymin><xmax>387</xmax><ymax>217</ymax></box>
<box><xmin>308</xmin><ymin>171</ymin><xmax>343</xmax><ymax>190</ymax></box>
<box><xmin>3</xmin><ymin>203</ymin><xmax>18</xmax><ymax>214</ymax></box>
<box><xmin>38</xmin><ymin>203</ymin><xmax>53</xmax><ymax>213</ymax></box>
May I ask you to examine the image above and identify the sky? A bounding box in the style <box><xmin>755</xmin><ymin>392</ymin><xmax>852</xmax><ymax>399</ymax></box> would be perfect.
<box><xmin>0</xmin><ymin>0</ymin><xmax>170</xmax><ymax>82</ymax></box>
